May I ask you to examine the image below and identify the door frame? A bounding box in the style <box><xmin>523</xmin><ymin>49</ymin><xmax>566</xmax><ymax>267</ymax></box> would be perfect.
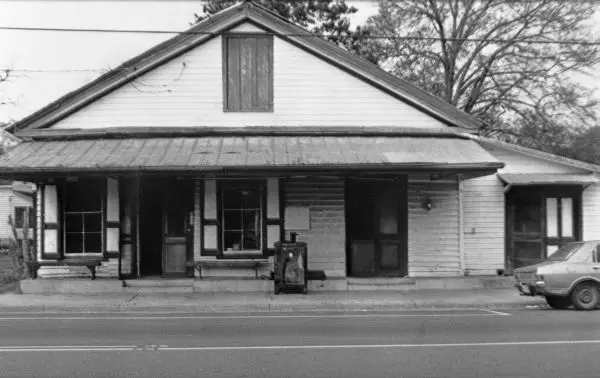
<box><xmin>161</xmin><ymin>178</ymin><xmax>194</xmax><ymax>278</ymax></box>
<box><xmin>345</xmin><ymin>176</ymin><xmax>408</xmax><ymax>277</ymax></box>
<box><xmin>505</xmin><ymin>185</ymin><xmax>583</xmax><ymax>273</ymax></box>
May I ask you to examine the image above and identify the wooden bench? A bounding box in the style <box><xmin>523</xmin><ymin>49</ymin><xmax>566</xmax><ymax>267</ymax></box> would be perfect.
<box><xmin>188</xmin><ymin>259</ymin><xmax>270</xmax><ymax>279</ymax></box>
<box><xmin>27</xmin><ymin>258</ymin><xmax>103</xmax><ymax>280</ymax></box>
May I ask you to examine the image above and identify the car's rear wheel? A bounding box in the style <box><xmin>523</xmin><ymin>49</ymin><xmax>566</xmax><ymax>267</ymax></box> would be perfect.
<box><xmin>571</xmin><ymin>282</ymin><xmax>599</xmax><ymax>311</ymax></box>
<box><xmin>545</xmin><ymin>296</ymin><xmax>571</xmax><ymax>309</ymax></box>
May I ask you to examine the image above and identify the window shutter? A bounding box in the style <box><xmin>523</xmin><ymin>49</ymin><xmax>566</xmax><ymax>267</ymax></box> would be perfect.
<box><xmin>266</xmin><ymin>178</ymin><xmax>281</xmax><ymax>252</ymax></box>
<box><xmin>42</xmin><ymin>185</ymin><xmax>61</xmax><ymax>259</ymax></box>
<box><xmin>105</xmin><ymin>178</ymin><xmax>120</xmax><ymax>257</ymax></box>
<box><xmin>224</xmin><ymin>35</ymin><xmax>273</xmax><ymax>112</ymax></box>
<box><xmin>203</xmin><ymin>179</ymin><xmax>218</xmax><ymax>252</ymax></box>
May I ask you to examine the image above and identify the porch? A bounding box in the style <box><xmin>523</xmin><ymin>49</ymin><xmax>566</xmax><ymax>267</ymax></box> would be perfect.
<box><xmin>0</xmin><ymin>128</ymin><xmax>505</xmax><ymax>289</ymax></box>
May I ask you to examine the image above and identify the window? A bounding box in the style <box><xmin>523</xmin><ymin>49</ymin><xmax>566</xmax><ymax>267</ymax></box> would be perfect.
<box><xmin>64</xmin><ymin>179</ymin><xmax>103</xmax><ymax>254</ymax></box>
<box><xmin>223</xmin><ymin>35</ymin><xmax>273</xmax><ymax>112</ymax></box>
<box><xmin>14</xmin><ymin>206</ymin><xmax>34</xmax><ymax>229</ymax></box>
<box><xmin>221</xmin><ymin>181</ymin><xmax>262</xmax><ymax>252</ymax></box>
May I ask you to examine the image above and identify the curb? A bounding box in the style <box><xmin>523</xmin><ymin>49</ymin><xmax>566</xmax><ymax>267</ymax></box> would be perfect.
<box><xmin>0</xmin><ymin>300</ymin><xmax>545</xmax><ymax>313</ymax></box>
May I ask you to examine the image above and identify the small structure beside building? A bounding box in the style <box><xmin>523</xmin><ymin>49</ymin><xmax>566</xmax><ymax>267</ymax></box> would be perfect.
<box><xmin>0</xmin><ymin>1</ymin><xmax>597</xmax><ymax>293</ymax></box>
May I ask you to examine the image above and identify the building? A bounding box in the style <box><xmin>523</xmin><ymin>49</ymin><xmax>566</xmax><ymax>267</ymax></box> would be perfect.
<box><xmin>0</xmin><ymin>1</ymin><xmax>597</xmax><ymax>292</ymax></box>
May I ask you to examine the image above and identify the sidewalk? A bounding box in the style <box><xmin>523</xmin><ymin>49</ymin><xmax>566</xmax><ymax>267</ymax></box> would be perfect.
<box><xmin>0</xmin><ymin>288</ymin><xmax>546</xmax><ymax>313</ymax></box>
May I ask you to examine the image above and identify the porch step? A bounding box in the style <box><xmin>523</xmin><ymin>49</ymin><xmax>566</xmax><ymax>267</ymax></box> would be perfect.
<box><xmin>347</xmin><ymin>277</ymin><xmax>416</xmax><ymax>291</ymax></box>
<box><xmin>123</xmin><ymin>278</ymin><xmax>194</xmax><ymax>293</ymax></box>
<box><xmin>193</xmin><ymin>278</ymin><xmax>271</xmax><ymax>293</ymax></box>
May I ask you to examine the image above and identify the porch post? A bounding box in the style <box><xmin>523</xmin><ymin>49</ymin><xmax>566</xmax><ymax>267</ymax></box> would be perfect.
<box><xmin>458</xmin><ymin>175</ymin><xmax>466</xmax><ymax>275</ymax></box>
<box><xmin>194</xmin><ymin>179</ymin><xmax>202</xmax><ymax>260</ymax></box>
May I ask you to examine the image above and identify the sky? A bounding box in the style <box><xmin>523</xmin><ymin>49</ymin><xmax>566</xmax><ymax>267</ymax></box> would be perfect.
<box><xmin>0</xmin><ymin>0</ymin><xmax>598</xmax><ymax>124</ymax></box>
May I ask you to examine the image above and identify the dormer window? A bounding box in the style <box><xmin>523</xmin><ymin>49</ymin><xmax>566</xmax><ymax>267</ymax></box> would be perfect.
<box><xmin>223</xmin><ymin>34</ymin><xmax>273</xmax><ymax>112</ymax></box>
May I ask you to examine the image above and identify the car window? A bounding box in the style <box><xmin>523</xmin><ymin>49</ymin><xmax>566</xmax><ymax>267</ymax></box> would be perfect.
<box><xmin>547</xmin><ymin>242</ymin><xmax>584</xmax><ymax>261</ymax></box>
<box><xmin>569</xmin><ymin>242</ymin><xmax>596</xmax><ymax>263</ymax></box>
<box><xmin>594</xmin><ymin>245</ymin><xmax>600</xmax><ymax>263</ymax></box>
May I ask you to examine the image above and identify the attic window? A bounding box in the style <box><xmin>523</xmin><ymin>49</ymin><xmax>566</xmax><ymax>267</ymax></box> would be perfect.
<box><xmin>223</xmin><ymin>34</ymin><xmax>273</xmax><ymax>112</ymax></box>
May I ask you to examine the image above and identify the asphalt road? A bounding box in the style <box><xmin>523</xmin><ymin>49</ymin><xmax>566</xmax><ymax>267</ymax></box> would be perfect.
<box><xmin>0</xmin><ymin>307</ymin><xmax>598</xmax><ymax>378</ymax></box>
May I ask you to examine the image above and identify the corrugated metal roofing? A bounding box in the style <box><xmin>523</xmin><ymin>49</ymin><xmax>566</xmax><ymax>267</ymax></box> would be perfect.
<box><xmin>498</xmin><ymin>173</ymin><xmax>598</xmax><ymax>185</ymax></box>
<box><xmin>0</xmin><ymin>136</ymin><xmax>502</xmax><ymax>174</ymax></box>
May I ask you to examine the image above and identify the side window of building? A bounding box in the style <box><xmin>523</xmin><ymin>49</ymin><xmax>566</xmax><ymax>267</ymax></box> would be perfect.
<box><xmin>223</xmin><ymin>35</ymin><xmax>273</xmax><ymax>112</ymax></box>
<box><xmin>64</xmin><ymin>179</ymin><xmax>104</xmax><ymax>255</ymax></box>
<box><xmin>221</xmin><ymin>180</ymin><xmax>263</xmax><ymax>253</ymax></box>
<box><xmin>14</xmin><ymin>206</ymin><xmax>35</xmax><ymax>229</ymax></box>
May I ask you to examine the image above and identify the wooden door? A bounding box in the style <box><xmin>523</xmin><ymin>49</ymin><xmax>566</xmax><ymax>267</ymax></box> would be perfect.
<box><xmin>162</xmin><ymin>181</ymin><xmax>193</xmax><ymax>276</ymax></box>
<box><xmin>347</xmin><ymin>178</ymin><xmax>408</xmax><ymax>277</ymax></box>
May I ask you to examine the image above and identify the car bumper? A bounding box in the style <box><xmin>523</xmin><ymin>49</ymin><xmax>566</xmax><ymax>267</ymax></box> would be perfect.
<box><xmin>515</xmin><ymin>282</ymin><xmax>569</xmax><ymax>297</ymax></box>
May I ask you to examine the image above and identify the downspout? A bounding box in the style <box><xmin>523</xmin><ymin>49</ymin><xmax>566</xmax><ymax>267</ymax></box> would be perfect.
<box><xmin>458</xmin><ymin>175</ymin><xmax>465</xmax><ymax>275</ymax></box>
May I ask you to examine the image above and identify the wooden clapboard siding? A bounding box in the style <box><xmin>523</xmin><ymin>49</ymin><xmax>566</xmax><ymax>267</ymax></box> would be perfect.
<box><xmin>50</xmin><ymin>23</ymin><xmax>446</xmax><ymax>129</ymax></box>
<box><xmin>582</xmin><ymin>184</ymin><xmax>600</xmax><ymax>241</ymax></box>
<box><xmin>283</xmin><ymin>178</ymin><xmax>346</xmax><ymax>277</ymax></box>
<box><xmin>462</xmin><ymin>175</ymin><xmax>505</xmax><ymax>275</ymax></box>
<box><xmin>0</xmin><ymin>187</ymin><xmax>34</xmax><ymax>240</ymax></box>
<box><xmin>407</xmin><ymin>182</ymin><xmax>460</xmax><ymax>276</ymax></box>
<box><xmin>485</xmin><ymin>144</ymin><xmax>589</xmax><ymax>174</ymax></box>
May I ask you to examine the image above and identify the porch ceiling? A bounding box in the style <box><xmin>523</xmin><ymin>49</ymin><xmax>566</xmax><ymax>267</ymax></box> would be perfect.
<box><xmin>0</xmin><ymin>135</ymin><xmax>503</xmax><ymax>176</ymax></box>
<box><xmin>498</xmin><ymin>173</ymin><xmax>598</xmax><ymax>186</ymax></box>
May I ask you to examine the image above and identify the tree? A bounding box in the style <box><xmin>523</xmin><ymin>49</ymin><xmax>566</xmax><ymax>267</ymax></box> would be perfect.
<box><xmin>193</xmin><ymin>0</ymin><xmax>365</xmax><ymax>54</ymax></box>
<box><xmin>361</xmin><ymin>0</ymin><xmax>600</xmax><ymax>150</ymax></box>
<box><xmin>570</xmin><ymin>126</ymin><xmax>600</xmax><ymax>164</ymax></box>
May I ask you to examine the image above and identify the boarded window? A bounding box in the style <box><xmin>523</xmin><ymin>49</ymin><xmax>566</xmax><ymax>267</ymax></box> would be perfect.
<box><xmin>14</xmin><ymin>206</ymin><xmax>35</xmax><ymax>229</ymax></box>
<box><xmin>64</xmin><ymin>179</ymin><xmax>104</xmax><ymax>254</ymax></box>
<box><xmin>223</xmin><ymin>35</ymin><xmax>273</xmax><ymax>112</ymax></box>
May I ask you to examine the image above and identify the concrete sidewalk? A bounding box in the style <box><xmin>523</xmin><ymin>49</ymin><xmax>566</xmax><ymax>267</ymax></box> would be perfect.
<box><xmin>0</xmin><ymin>288</ymin><xmax>546</xmax><ymax>313</ymax></box>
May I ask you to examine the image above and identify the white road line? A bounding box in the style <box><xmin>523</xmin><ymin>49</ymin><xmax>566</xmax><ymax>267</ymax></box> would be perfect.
<box><xmin>0</xmin><ymin>340</ymin><xmax>598</xmax><ymax>352</ymax></box>
<box><xmin>481</xmin><ymin>309</ymin><xmax>511</xmax><ymax>316</ymax></box>
<box><xmin>0</xmin><ymin>313</ymin><xmax>505</xmax><ymax>321</ymax></box>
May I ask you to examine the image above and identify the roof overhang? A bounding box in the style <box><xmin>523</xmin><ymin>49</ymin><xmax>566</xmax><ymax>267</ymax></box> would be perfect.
<box><xmin>0</xmin><ymin>133</ymin><xmax>503</xmax><ymax>181</ymax></box>
<box><xmin>499</xmin><ymin>173</ymin><xmax>599</xmax><ymax>193</ymax></box>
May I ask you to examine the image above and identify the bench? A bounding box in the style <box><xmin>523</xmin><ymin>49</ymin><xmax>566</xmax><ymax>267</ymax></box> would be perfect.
<box><xmin>188</xmin><ymin>259</ymin><xmax>270</xmax><ymax>279</ymax></box>
<box><xmin>27</xmin><ymin>258</ymin><xmax>103</xmax><ymax>280</ymax></box>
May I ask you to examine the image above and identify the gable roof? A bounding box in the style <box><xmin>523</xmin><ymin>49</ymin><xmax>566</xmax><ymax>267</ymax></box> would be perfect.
<box><xmin>12</xmin><ymin>0</ymin><xmax>483</xmax><ymax>132</ymax></box>
<box><xmin>466</xmin><ymin>134</ymin><xmax>600</xmax><ymax>174</ymax></box>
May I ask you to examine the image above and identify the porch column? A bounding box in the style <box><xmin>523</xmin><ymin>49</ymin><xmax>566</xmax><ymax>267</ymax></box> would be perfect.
<box><xmin>202</xmin><ymin>179</ymin><xmax>218</xmax><ymax>254</ymax></box>
<box><xmin>42</xmin><ymin>184</ymin><xmax>61</xmax><ymax>260</ymax></box>
<box><xmin>194</xmin><ymin>179</ymin><xmax>202</xmax><ymax>260</ymax></box>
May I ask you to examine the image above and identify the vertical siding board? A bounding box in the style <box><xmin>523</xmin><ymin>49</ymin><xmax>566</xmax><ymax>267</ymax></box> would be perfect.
<box><xmin>239</xmin><ymin>38</ymin><xmax>254</xmax><ymax>111</ymax></box>
<box><xmin>226</xmin><ymin>37</ymin><xmax>241</xmax><ymax>112</ymax></box>
<box><xmin>256</xmin><ymin>36</ymin><xmax>271</xmax><ymax>111</ymax></box>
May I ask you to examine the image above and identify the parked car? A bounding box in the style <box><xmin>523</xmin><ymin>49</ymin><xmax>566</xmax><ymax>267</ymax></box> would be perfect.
<box><xmin>514</xmin><ymin>241</ymin><xmax>600</xmax><ymax>310</ymax></box>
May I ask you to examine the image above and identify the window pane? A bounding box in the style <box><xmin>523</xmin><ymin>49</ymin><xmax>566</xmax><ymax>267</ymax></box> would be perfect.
<box><xmin>513</xmin><ymin>196</ymin><xmax>541</xmax><ymax>235</ymax></box>
<box><xmin>223</xmin><ymin>231</ymin><xmax>242</xmax><ymax>251</ymax></box>
<box><xmin>28</xmin><ymin>208</ymin><xmax>35</xmax><ymax>228</ymax></box>
<box><xmin>242</xmin><ymin>230</ymin><xmax>260</xmax><ymax>250</ymax></box>
<box><xmin>561</xmin><ymin>198</ymin><xmax>573</xmax><ymax>237</ymax></box>
<box><xmin>547</xmin><ymin>245</ymin><xmax>559</xmax><ymax>258</ymax></box>
<box><xmin>546</xmin><ymin>198</ymin><xmax>558</xmax><ymax>237</ymax></box>
<box><xmin>65</xmin><ymin>214</ymin><xmax>83</xmax><ymax>233</ymax></box>
<box><xmin>380</xmin><ymin>244</ymin><xmax>400</xmax><ymax>268</ymax></box>
<box><xmin>85</xmin><ymin>233</ymin><xmax>102</xmax><ymax>253</ymax></box>
<box><xmin>66</xmin><ymin>179</ymin><xmax>103</xmax><ymax>211</ymax></box>
<box><xmin>243</xmin><ymin>210</ymin><xmax>260</xmax><ymax>232</ymax></box>
<box><xmin>379</xmin><ymin>190</ymin><xmax>399</xmax><ymax>234</ymax></box>
<box><xmin>66</xmin><ymin>233</ymin><xmax>83</xmax><ymax>254</ymax></box>
<box><xmin>223</xmin><ymin>210</ymin><xmax>242</xmax><ymax>231</ymax></box>
<box><xmin>14</xmin><ymin>207</ymin><xmax>25</xmax><ymax>228</ymax></box>
<box><xmin>84</xmin><ymin>213</ymin><xmax>102</xmax><ymax>232</ymax></box>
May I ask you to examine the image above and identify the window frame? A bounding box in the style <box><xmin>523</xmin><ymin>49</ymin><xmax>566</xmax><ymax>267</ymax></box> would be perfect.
<box><xmin>14</xmin><ymin>206</ymin><xmax>35</xmax><ymax>229</ymax></box>
<box><xmin>63</xmin><ymin>179</ymin><xmax>105</xmax><ymax>257</ymax></box>
<box><xmin>219</xmin><ymin>179</ymin><xmax>265</xmax><ymax>256</ymax></box>
<box><xmin>222</xmin><ymin>33</ymin><xmax>274</xmax><ymax>113</ymax></box>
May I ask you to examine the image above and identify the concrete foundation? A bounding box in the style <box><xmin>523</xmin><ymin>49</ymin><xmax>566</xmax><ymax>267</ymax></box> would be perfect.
<box><xmin>20</xmin><ymin>279</ymin><xmax>125</xmax><ymax>294</ymax></box>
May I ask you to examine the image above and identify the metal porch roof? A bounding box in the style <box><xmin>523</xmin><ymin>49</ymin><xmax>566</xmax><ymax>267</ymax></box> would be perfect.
<box><xmin>498</xmin><ymin>173</ymin><xmax>598</xmax><ymax>186</ymax></box>
<box><xmin>0</xmin><ymin>136</ymin><xmax>502</xmax><ymax>175</ymax></box>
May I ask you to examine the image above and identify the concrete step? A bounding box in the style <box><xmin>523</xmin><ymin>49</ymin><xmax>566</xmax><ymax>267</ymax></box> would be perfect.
<box><xmin>193</xmin><ymin>278</ymin><xmax>271</xmax><ymax>293</ymax></box>
<box><xmin>124</xmin><ymin>279</ymin><xmax>193</xmax><ymax>288</ymax></box>
<box><xmin>347</xmin><ymin>277</ymin><xmax>416</xmax><ymax>291</ymax></box>
<box><xmin>123</xmin><ymin>286</ymin><xmax>193</xmax><ymax>294</ymax></box>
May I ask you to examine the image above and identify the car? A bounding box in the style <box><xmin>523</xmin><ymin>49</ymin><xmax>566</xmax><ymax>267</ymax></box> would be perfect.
<box><xmin>514</xmin><ymin>240</ymin><xmax>600</xmax><ymax>311</ymax></box>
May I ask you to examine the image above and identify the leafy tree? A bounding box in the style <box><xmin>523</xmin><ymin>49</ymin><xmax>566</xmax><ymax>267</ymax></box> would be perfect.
<box><xmin>361</xmin><ymin>0</ymin><xmax>600</xmax><ymax>149</ymax></box>
<box><xmin>570</xmin><ymin>126</ymin><xmax>600</xmax><ymax>164</ymax></box>
<box><xmin>193</xmin><ymin>0</ymin><xmax>367</xmax><ymax>55</ymax></box>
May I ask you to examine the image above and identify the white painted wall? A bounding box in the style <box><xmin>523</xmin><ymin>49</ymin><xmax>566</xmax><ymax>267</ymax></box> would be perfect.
<box><xmin>462</xmin><ymin>175</ymin><xmax>505</xmax><ymax>275</ymax></box>
<box><xmin>582</xmin><ymin>183</ymin><xmax>600</xmax><ymax>241</ymax></box>
<box><xmin>485</xmin><ymin>144</ymin><xmax>589</xmax><ymax>174</ymax></box>
<box><xmin>408</xmin><ymin>181</ymin><xmax>461</xmax><ymax>277</ymax></box>
<box><xmin>51</xmin><ymin>23</ymin><xmax>447</xmax><ymax>129</ymax></box>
